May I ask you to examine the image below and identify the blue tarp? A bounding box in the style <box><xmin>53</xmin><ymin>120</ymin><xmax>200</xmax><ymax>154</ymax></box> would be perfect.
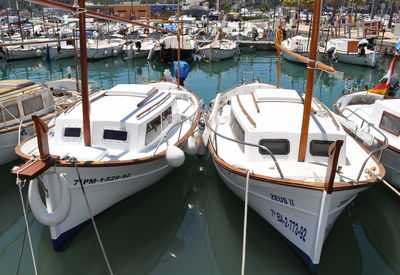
<box><xmin>164</xmin><ymin>24</ymin><xmax>177</xmax><ymax>31</ymax></box>
<box><xmin>174</xmin><ymin>61</ymin><xmax>189</xmax><ymax>81</ymax></box>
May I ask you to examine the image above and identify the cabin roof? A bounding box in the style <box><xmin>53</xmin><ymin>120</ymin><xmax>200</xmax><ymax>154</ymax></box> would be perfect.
<box><xmin>59</xmin><ymin>85</ymin><xmax>175</xmax><ymax>124</ymax></box>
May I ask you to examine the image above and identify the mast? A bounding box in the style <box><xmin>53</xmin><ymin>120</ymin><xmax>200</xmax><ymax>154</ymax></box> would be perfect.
<box><xmin>297</xmin><ymin>0</ymin><xmax>322</xmax><ymax>162</ymax></box>
<box><xmin>78</xmin><ymin>0</ymin><xmax>91</xmax><ymax>146</ymax></box>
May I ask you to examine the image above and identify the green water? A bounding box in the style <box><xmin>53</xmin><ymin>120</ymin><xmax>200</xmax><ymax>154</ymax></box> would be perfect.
<box><xmin>0</xmin><ymin>53</ymin><xmax>399</xmax><ymax>275</ymax></box>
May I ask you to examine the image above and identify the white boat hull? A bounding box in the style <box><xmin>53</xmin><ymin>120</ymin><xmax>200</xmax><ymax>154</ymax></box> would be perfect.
<box><xmin>334</xmin><ymin>52</ymin><xmax>383</xmax><ymax>67</ymax></box>
<box><xmin>39</xmin><ymin>157</ymin><xmax>174</xmax><ymax>249</ymax></box>
<box><xmin>87</xmin><ymin>45</ymin><xmax>123</xmax><ymax>60</ymax></box>
<box><xmin>2</xmin><ymin>48</ymin><xmax>42</xmax><ymax>61</ymax></box>
<box><xmin>198</xmin><ymin>47</ymin><xmax>237</xmax><ymax>62</ymax></box>
<box><xmin>213</xmin><ymin>160</ymin><xmax>365</xmax><ymax>271</ymax></box>
<box><xmin>45</xmin><ymin>47</ymin><xmax>76</xmax><ymax>60</ymax></box>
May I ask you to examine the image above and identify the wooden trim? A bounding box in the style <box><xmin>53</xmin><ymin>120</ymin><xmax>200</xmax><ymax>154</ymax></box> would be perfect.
<box><xmin>207</xmin><ymin>140</ymin><xmax>377</xmax><ymax>191</ymax></box>
<box><xmin>15</xmin><ymin>87</ymin><xmax>202</xmax><ymax>168</ymax></box>
<box><xmin>236</xmin><ymin>95</ymin><xmax>256</xmax><ymax>127</ymax></box>
<box><xmin>137</xmin><ymin>92</ymin><xmax>171</xmax><ymax>119</ymax></box>
<box><xmin>250</xmin><ymin>92</ymin><xmax>260</xmax><ymax>113</ymax></box>
<box><xmin>379</xmin><ymin>111</ymin><xmax>400</xmax><ymax>137</ymax></box>
<box><xmin>324</xmin><ymin>140</ymin><xmax>343</xmax><ymax>194</ymax></box>
<box><xmin>314</xmin><ymin>97</ymin><xmax>340</xmax><ymax>129</ymax></box>
<box><xmin>21</xmin><ymin>95</ymin><xmax>44</xmax><ymax>115</ymax></box>
<box><xmin>137</xmin><ymin>89</ymin><xmax>158</xmax><ymax>107</ymax></box>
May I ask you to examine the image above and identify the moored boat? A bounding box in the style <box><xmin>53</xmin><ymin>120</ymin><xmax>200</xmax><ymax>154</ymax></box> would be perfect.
<box><xmin>197</xmin><ymin>39</ymin><xmax>238</xmax><ymax>62</ymax></box>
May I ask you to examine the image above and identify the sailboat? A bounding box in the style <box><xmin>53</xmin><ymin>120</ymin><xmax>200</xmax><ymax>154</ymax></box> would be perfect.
<box><xmin>204</xmin><ymin>3</ymin><xmax>385</xmax><ymax>272</ymax></box>
<box><xmin>12</xmin><ymin>0</ymin><xmax>202</xmax><ymax>250</ymax></box>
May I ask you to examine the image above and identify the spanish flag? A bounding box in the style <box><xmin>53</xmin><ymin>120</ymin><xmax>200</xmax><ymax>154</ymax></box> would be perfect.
<box><xmin>367</xmin><ymin>82</ymin><xmax>389</xmax><ymax>95</ymax></box>
<box><xmin>368</xmin><ymin>53</ymin><xmax>399</xmax><ymax>95</ymax></box>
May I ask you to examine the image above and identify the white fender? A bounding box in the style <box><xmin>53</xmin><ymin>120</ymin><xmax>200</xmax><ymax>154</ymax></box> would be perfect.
<box><xmin>112</xmin><ymin>49</ymin><xmax>118</xmax><ymax>56</ymax></box>
<box><xmin>166</xmin><ymin>145</ymin><xmax>185</xmax><ymax>167</ymax></box>
<box><xmin>35</xmin><ymin>49</ymin><xmax>42</xmax><ymax>57</ymax></box>
<box><xmin>184</xmin><ymin>135</ymin><xmax>199</xmax><ymax>155</ymax></box>
<box><xmin>29</xmin><ymin>174</ymin><xmax>71</xmax><ymax>226</ymax></box>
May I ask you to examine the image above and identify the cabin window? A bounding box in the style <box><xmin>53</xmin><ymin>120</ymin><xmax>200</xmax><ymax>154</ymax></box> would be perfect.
<box><xmin>22</xmin><ymin>95</ymin><xmax>43</xmax><ymax>115</ymax></box>
<box><xmin>230</xmin><ymin>111</ymin><xmax>244</xmax><ymax>151</ymax></box>
<box><xmin>259</xmin><ymin>139</ymin><xmax>290</xmax><ymax>155</ymax></box>
<box><xmin>379</xmin><ymin>111</ymin><xmax>400</xmax><ymax>136</ymax></box>
<box><xmin>103</xmin><ymin>129</ymin><xmax>128</xmax><ymax>141</ymax></box>
<box><xmin>145</xmin><ymin>115</ymin><xmax>162</xmax><ymax>145</ymax></box>
<box><xmin>64</xmin><ymin>127</ymin><xmax>81</xmax><ymax>138</ymax></box>
<box><xmin>1</xmin><ymin>104</ymin><xmax>20</xmax><ymax>122</ymax></box>
<box><xmin>162</xmin><ymin>107</ymin><xmax>172</xmax><ymax>130</ymax></box>
<box><xmin>310</xmin><ymin>140</ymin><xmax>334</xmax><ymax>157</ymax></box>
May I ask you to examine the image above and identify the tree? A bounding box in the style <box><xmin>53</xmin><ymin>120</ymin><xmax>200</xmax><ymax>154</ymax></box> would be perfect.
<box><xmin>260</xmin><ymin>3</ymin><xmax>272</xmax><ymax>12</ymax></box>
<box><xmin>221</xmin><ymin>3</ymin><xmax>232</xmax><ymax>11</ymax></box>
<box><xmin>349</xmin><ymin>0</ymin><xmax>366</xmax><ymax>22</ymax></box>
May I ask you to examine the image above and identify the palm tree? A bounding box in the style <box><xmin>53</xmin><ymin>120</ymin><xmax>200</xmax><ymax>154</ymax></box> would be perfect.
<box><xmin>349</xmin><ymin>0</ymin><xmax>366</xmax><ymax>22</ymax></box>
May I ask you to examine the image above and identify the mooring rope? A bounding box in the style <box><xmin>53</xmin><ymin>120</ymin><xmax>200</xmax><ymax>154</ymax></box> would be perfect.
<box><xmin>15</xmin><ymin>184</ymin><xmax>29</xmax><ymax>275</ymax></box>
<box><xmin>378</xmin><ymin>176</ymin><xmax>400</xmax><ymax>197</ymax></box>
<box><xmin>16</xmin><ymin>178</ymin><xmax>38</xmax><ymax>275</ymax></box>
<box><xmin>71</xmin><ymin>160</ymin><xmax>114</xmax><ymax>275</ymax></box>
<box><xmin>240</xmin><ymin>170</ymin><xmax>252</xmax><ymax>275</ymax></box>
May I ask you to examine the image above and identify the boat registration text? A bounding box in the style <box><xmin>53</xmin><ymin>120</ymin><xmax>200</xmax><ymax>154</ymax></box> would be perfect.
<box><xmin>73</xmin><ymin>173</ymin><xmax>132</xmax><ymax>185</ymax></box>
<box><xmin>270</xmin><ymin>209</ymin><xmax>307</xmax><ymax>242</ymax></box>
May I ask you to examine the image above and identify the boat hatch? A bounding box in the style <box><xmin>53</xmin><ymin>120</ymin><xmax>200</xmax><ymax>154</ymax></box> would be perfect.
<box><xmin>106</xmin><ymin>84</ymin><xmax>157</xmax><ymax>97</ymax></box>
<box><xmin>254</xmin><ymin>88</ymin><xmax>302</xmax><ymax>103</ymax></box>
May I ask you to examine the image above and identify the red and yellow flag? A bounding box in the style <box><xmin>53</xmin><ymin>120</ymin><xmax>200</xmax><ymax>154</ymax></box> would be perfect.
<box><xmin>367</xmin><ymin>82</ymin><xmax>389</xmax><ymax>95</ymax></box>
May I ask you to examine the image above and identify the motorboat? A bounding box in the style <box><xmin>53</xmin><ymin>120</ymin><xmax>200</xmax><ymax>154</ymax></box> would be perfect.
<box><xmin>324</xmin><ymin>38</ymin><xmax>383</xmax><ymax>67</ymax></box>
<box><xmin>197</xmin><ymin>39</ymin><xmax>238</xmax><ymax>62</ymax></box>
<box><xmin>0</xmin><ymin>78</ymin><xmax>80</xmax><ymax>166</ymax></box>
<box><xmin>14</xmin><ymin>81</ymin><xmax>201</xmax><ymax>249</ymax></box>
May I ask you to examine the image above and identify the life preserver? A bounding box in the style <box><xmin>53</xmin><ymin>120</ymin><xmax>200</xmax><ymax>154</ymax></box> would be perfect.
<box><xmin>28</xmin><ymin>174</ymin><xmax>71</xmax><ymax>226</ymax></box>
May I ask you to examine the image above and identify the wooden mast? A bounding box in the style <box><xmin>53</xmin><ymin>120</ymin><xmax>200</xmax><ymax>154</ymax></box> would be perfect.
<box><xmin>297</xmin><ymin>0</ymin><xmax>322</xmax><ymax>162</ymax></box>
<box><xmin>78</xmin><ymin>0</ymin><xmax>91</xmax><ymax>146</ymax></box>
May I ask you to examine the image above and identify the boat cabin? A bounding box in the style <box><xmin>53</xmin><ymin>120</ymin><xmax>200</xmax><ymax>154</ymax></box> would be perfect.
<box><xmin>366</xmin><ymin>99</ymin><xmax>400</xmax><ymax>138</ymax></box>
<box><xmin>0</xmin><ymin>79</ymin><xmax>55</xmax><ymax>129</ymax></box>
<box><xmin>224</xmin><ymin>88</ymin><xmax>347</xmax><ymax>165</ymax></box>
<box><xmin>52</xmin><ymin>84</ymin><xmax>192</xmax><ymax>159</ymax></box>
<box><xmin>327</xmin><ymin>39</ymin><xmax>359</xmax><ymax>54</ymax></box>
<box><xmin>285</xmin><ymin>36</ymin><xmax>310</xmax><ymax>52</ymax></box>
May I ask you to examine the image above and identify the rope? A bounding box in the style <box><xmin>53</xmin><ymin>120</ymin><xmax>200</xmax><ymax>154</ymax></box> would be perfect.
<box><xmin>16</xmin><ymin>178</ymin><xmax>38</xmax><ymax>275</ymax></box>
<box><xmin>15</xmin><ymin>186</ymin><xmax>29</xmax><ymax>275</ymax></box>
<box><xmin>72</xmin><ymin>161</ymin><xmax>114</xmax><ymax>275</ymax></box>
<box><xmin>377</xmin><ymin>176</ymin><xmax>400</xmax><ymax>197</ymax></box>
<box><xmin>240</xmin><ymin>170</ymin><xmax>252</xmax><ymax>275</ymax></box>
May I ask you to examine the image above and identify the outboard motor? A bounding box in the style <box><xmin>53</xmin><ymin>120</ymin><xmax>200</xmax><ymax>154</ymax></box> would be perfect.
<box><xmin>326</xmin><ymin>46</ymin><xmax>336</xmax><ymax>59</ymax></box>
<box><xmin>357</xmin><ymin>39</ymin><xmax>368</xmax><ymax>57</ymax></box>
<box><xmin>135</xmin><ymin>40</ymin><xmax>142</xmax><ymax>51</ymax></box>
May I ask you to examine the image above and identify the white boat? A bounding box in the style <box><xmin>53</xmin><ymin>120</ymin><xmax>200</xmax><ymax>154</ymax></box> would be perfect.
<box><xmin>205</xmin><ymin>82</ymin><xmax>384</xmax><ymax>271</ymax></box>
<box><xmin>197</xmin><ymin>39</ymin><xmax>238</xmax><ymax>62</ymax></box>
<box><xmin>281</xmin><ymin>36</ymin><xmax>311</xmax><ymax>63</ymax></box>
<box><xmin>14</xmin><ymin>81</ymin><xmax>201</xmax><ymax>249</ymax></box>
<box><xmin>122</xmin><ymin>39</ymin><xmax>155</xmax><ymax>60</ymax></box>
<box><xmin>87</xmin><ymin>38</ymin><xmax>124</xmax><ymax>60</ymax></box>
<box><xmin>0</xmin><ymin>38</ymin><xmax>58</xmax><ymax>61</ymax></box>
<box><xmin>324</xmin><ymin>38</ymin><xmax>383</xmax><ymax>67</ymax></box>
<box><xmin>334</xmin><ymin>92</ymin><xmax>400</xmax><ymax>185</ymax></box>
<box><xmin>0</xmin><ymin>78</ymin><xmax>79</xmax><ymax>166</ymax></box>
<box><xmin>44</xmin><ymin>40</ymin><xmax>77</xmax><ymax>61</ymax></box>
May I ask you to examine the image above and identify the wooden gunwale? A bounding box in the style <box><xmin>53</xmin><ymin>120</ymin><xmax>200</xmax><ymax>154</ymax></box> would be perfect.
<box><xmin>313</xmin><ymin>97</ymin><xmax>340</xmax><ymax>129</ymax></box>
<box><xmin>236</xmin><ymin>95</ymin><xmax>256</xmax><ymax>127</ymax></box>
<box><xmin>15</xmin><ymin>87</ymin><xmax>201</xmax><ymax>168</ymax></box>
<box><xmin>207</xmin><ymin>82</ymin><xmax>385</xmax><ymax>191</ymax></box>
<box><xmin>207</xmin><ymin>138</ymin><xmax>383</xmax><ymax>191</ymax></box>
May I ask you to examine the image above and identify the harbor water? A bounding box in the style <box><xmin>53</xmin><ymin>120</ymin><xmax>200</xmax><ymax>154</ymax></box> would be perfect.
<box><xmin>0</xmin><ymin>52</ymin><xmax>399</xmax><ymax>275</ymax></box>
